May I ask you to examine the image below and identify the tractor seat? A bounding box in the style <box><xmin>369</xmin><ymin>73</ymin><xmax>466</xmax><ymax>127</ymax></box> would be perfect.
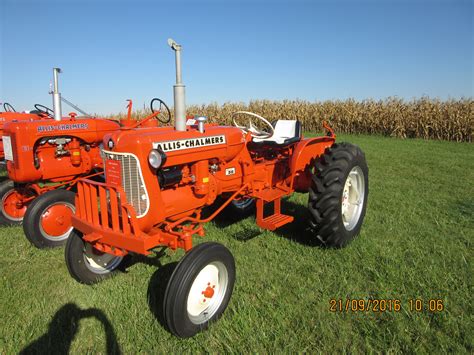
<box><xmin>252</xmin><ymin>119</ymin><xmax>302</xmax><ymax>146</ymax></box>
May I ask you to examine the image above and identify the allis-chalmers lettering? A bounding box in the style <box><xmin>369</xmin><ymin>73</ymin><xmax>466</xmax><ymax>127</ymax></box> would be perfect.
<box><xmin>153</xmin><ymin>135</ymin><xmax>226</xmax><ymax>152</ymax></box>
<box><xmin>37</xmin><ymin>123</ymin><xmax>89</xmax><ymax>133</ymax></box>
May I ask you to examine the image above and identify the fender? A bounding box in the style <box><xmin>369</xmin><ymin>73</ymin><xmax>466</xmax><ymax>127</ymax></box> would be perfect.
<box><xmin>289</xmin><ymin>136</ymin><xmax>335</xmax><ymax>191</ymax></box>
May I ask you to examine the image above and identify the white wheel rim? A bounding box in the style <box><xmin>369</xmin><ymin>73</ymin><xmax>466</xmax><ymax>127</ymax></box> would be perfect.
<box><xmin>38</xmin><ymin>202</ymin><xmax>75</xmax><ymax>241</ymax></box>
<box><xmin>186</xmin><ymin>261</ymin><xmax>229</xmax><ymax>325</ymax></box>
<box><xmin>83</xmin><ymin>244</ymin><xmax>123</xmax><ymax>274</ymax></box>
<box><xmin>341</xmin><ymin>166</ymin><xmax>365</xmax><ymax>231</ymax></box>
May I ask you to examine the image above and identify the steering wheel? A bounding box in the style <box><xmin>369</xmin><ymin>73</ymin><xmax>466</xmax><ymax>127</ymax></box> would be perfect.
<box><xmin>232</xmin><ymin>111</ymin><xmax>274</xmax><ymax>139</ymax></box>
<box><xmin>150</xmin><ymin>98</ymin><xmax>171</xmax><ymax>124</ymax></box>
<box><xmin>3</xmin><ymin>103</ymin><xmax>16</xmax><ymax>112</ymax></box>
<box><xmin>34</xmin><ymin>104</ymin><xmax>54</xmax><ymax>117</ymax></box>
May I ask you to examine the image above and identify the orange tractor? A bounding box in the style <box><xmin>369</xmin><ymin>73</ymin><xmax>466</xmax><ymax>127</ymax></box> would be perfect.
<box><xmin>1</xmin><ymin>68</ymin><xmax>171</xmax><ymax>248</ymax></box>
<box><xmin>0</xmin><ymin>102</ymin><xmax>53</xmax><ymax>162</ymax></box>
<box><xmin>65</xmin><ymin>39</ymin><xmax>369</xmax><ymax>338</ymax></box>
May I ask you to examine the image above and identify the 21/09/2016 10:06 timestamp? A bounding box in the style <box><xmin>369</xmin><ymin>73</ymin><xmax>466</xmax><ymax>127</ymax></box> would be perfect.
<box><xmin>329</xmin><ymin>299</ymin><xmax>445</xmax><ymax>313</ymax></box>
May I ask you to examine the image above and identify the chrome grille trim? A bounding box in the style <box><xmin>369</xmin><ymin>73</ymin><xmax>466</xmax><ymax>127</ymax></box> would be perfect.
<box><xmin>102</xmin><ymin>149</ymin><xmax>149</xmax><ymax>218</ymax></box>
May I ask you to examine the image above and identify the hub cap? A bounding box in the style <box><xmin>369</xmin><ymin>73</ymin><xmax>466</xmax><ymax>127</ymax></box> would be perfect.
<box><xmin>1</xmin><ymin>189</ymin><xmax>27</xmax><ymax>221</ymax></box>
<box><xmin>341</xmin><ymin>166</ymin><xmax>365</xmax><ymax>231</ymax></box>
<box><xmin>187</xmin><ymin>261</ymin><xmax>229</xmax><ymax>325</ymax></box>
<box><xmin>83</xmin><ymin>243</ymin><xmax>123</xmax><ymax>274</ymax></box>
<box><xmin>39</xmin><ymin>202</ymin><xmax>75</xmax><ymax>241</ymax></box>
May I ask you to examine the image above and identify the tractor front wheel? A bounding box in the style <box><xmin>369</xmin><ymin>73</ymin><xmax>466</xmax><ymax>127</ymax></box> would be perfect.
<box><xmin>65</xmin><ymin>229</ymin><xmax>124</xmax><ymax>285</ymax></box>
<box><xmin>0</xmin><ymin>180</ymin><xmax>36</xmax><ymax>225</ymax></box>
<box><xmin>23</xmin><ymin>189</ymin><xmax>76</xmax><ymax>248</ymax></box>
<box><xmin>163</xmin><ymin>242</ymin><xmax>235</xmax><ymax>338</ymax></box>
<box><xmin>308</xmin><ymin>142</ymin><xmax>369</xmax><ymax>247</ymax></box>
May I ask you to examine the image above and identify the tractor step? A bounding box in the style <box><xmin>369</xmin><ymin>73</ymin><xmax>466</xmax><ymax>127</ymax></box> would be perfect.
<box><xmin>257</xmin><ymin>213</ymin><xmax>294</xmax><ymax>231</ymax></box>
<box><xmin>255</xmin><ymin>195</ymin><xmax>294</xmax><ymax>231</ymax></box>
<box><xmin>253</xmin><ymin>187</ymin><xmax>288</xmax><ymax>202</ymax></box>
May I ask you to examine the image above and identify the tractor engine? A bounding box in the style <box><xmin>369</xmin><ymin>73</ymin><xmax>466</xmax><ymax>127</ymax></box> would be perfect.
<box><xmin>101</xmin><ymin>123</ymin><xmax>247</xmax><ymax>232</ymax></box>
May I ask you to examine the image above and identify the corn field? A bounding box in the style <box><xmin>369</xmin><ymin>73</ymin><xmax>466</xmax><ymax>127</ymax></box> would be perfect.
<box><xmin>111</xmin><ymin>97</ymin><xmax>473</xmax><ymax>142</ymax></box>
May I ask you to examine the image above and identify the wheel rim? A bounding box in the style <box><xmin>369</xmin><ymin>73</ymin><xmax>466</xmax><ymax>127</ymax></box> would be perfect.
<box><xmin>341</xmin><ymin>166</ymin><xmax>365</xmax><ymax>231</ymax></box>
<box><xmin>39</xmin><ymin>202</ymin><xmax>75</xmax><ymax>241</ymax></box>
<box><xmin>1</xmin><ymin>189</ymin><xmax>27</xmax><ymax>221</ymax></box>
<box><xmin>231</xmin><ymin>197</ymin><xmax>254</xmax><ymax>209</ymax></box>
<box><xmin>83</xmin><ymin>243</ymin><xmax>123</xmax><ymax>274</ymax></box>
<box><xmin>186</xmin><ymin>261</ymin><xmax>229</xmax><ymax>325</ymax></box>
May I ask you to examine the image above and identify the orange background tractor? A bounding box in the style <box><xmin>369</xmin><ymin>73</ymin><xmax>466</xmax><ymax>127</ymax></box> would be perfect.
<box><xmin>0</xmin><ymin>69</ymin><xmax>171</xmax><ymax>249</ymax></box>
<box><xmin>0</xmin><ymin>102</ymin><xmax>52</xmax><ymax>161</ymax></box>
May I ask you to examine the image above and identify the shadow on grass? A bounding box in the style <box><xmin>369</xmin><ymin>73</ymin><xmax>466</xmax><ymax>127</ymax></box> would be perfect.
<box><xmin>231</xmin><ymin>226</ymin><xmax>263</xmax><ymax>242</ymax></box>
<box><xmin>452</xmin><ymin>199</ymin><xmax>474</xmax><ymax>219</ymax></box>
<box><xmin>147</xmin><ymin>261</ymin><xmax>179</xmax><ymax>331</ymax></box>
<box><xmin>20</xmin><ymin>303</ymin><xmax>121</xmax><ymax>354</ymax></box>
<box><xmin>275</xmin><ymin>199</ymin><xmax>325</xmax><ymax>247</ymax></box>
<box><xmin>211</xmin><ymin>197</ymin><xmax>324</xmax><ymax>247</ymax></box>
<box><xmin>210</xmin><ymin>202</ymin><xmax>263</xmax><ymax>242</ymax></box>
<box><xmin>120</xmin><ymin>248</ymin><xmax>167</xmax><ymax>272</ymax></box>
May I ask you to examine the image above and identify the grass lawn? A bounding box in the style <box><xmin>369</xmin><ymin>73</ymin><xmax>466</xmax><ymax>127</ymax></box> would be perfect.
<box><xmin>0</xmin><ymin>134</ymin><xmax>472</xmax><ymax>353</ymax></box>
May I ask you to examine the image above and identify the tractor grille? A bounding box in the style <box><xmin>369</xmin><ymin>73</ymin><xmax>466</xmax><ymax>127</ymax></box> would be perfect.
<box><xmin>102</xmin><ymin>150</ymin><xmax>149</xmax><ymax>217</ymax></box>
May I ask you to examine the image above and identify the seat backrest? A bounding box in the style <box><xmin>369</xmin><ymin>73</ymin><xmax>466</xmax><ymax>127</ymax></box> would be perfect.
<box><xmin>274</xmin><ymin>120</ymin><xmax>298</xmax><ymax>138</ymax></box>
<box><xmin>252</xmin><ymin>119</ymin><xmax>301</xmax><ymax>145</ymax></box>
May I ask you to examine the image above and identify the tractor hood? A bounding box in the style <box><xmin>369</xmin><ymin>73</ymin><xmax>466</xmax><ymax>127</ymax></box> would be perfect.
<box><xmin>4</xmin><ymin>117</ymin><xmax>120</xmax><ymax>144</ymax></box>
<box><xmin>104</xmin><ymin>125</ymin><xmax>246</xmax><ymax>167</ymax></box>
<box><xmin>0</xmin><ymin>112</ymin><xmax>45</xmax><ymax>130</ymax></box>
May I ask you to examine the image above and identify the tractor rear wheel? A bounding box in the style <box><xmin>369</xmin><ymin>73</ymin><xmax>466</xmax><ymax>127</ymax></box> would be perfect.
<box><xmin>163</xmin><ymin>242</ymin><xmax>235</xmax><ymax>338</ymax></box>
<box><xmin>0</xmin><ymin>180</ymin><xmax>35</xmax><ymax>225</ymax></box>
<box><xmin>23</xmin><ymin>189</ymin><xmax>76</xmax><ymax>248</ymax></box>
<box><xmin>229</xmin><ymin>197</ymin><xmax>255</xmax><ymax>216</ymax></box>
<box><xmin>65</xmin><ymin>229</ymin><xmax>124</xmax><ymax>285</ymax></box>
<box><xmin>308</xmin><ymin>142</ymin><xmax>368</xmax><ymax>248</ymax></box>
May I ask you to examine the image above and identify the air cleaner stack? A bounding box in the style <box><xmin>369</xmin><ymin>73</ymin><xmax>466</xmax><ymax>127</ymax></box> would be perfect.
<box><xmin>168</xmin><ymin>38</ymin><xmax>186</xmax><ymax>132</ymax></box>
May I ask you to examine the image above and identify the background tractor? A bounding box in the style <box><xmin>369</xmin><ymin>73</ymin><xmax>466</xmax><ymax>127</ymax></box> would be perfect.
<box><xmin>0</xmin><ymin>102</ymin><xmax>53</xmax><ymax>162</ymax></box>
<box><xmin>65</xmin><ymin>39</ymin><xmax>369</xmax><ymax>338</ymax></box>
<box><xmin>1</xmin><ymin>68</ymin><xmax>172</xmax><ymax>249</ymax></box>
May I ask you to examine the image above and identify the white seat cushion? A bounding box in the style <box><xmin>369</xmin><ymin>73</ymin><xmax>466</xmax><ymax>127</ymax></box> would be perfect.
<box><xmin>253</xmin><ymin>120</ymin><xmax>299</xmax><ymax>144</ymax></box>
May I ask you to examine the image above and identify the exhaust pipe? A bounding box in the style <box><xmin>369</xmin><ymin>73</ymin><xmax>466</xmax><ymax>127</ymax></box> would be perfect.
<box><xmin>168</xmin><ymin>38</ymin><xmax>186</xmax><ymax>132</ymax></box>
<box><xmin>52</xmin><ymin>68</ymin><xmax>62</xmax><ymax>121</ymax></box>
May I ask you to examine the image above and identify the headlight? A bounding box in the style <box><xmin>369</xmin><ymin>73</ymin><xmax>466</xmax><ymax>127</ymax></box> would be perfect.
<box><xmin>107</xmin><ymin>139</ymin><xmax>115</xmax><ymax>149</ymax></box>
<box><xmin>148</xmin><ymin>149</ymin><xmax>166</xmax><ymax>169</ymax></box>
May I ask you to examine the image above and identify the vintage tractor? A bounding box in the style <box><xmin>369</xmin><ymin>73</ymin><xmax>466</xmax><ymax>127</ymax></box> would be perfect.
<box><xmin>0</xmin><ymin>102</ymin><xmax>53</xmax><ymax>162</ymax></box>
<box><xmin>1</xmin><ymin>68</ymin><xmax>171</xmax><ymax>249</ymax></box>
<box><xmin>65</xmin><ymin>39</ymin><xmax>369</xmax><ymax>338</ymax></box>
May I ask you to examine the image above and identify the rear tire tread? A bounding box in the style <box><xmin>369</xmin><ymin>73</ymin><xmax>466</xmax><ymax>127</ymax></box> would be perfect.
<box><xmin>308</xmin><ymin>142</ymin><xmax>369</xmax><ymax>248</ymax></box>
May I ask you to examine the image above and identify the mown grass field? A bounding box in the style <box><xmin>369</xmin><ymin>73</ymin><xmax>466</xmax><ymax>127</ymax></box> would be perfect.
<box><xmin>0</xmin><ymin>133</ymin><xmax>472</xmax><ymax>353</ymax></box>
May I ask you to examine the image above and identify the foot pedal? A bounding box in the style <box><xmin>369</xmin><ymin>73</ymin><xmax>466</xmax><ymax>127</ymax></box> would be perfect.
<box><xmin>256</xmin><ymin>197</ymin><xmax>294</xmax><ymax>231</ymax></box>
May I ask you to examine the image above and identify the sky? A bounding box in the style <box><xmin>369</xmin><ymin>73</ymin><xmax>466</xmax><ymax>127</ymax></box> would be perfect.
<box><xmin>0</xmin><ymin>0</ymin><xmax>472</xmax><ymax>115</ymax></box>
